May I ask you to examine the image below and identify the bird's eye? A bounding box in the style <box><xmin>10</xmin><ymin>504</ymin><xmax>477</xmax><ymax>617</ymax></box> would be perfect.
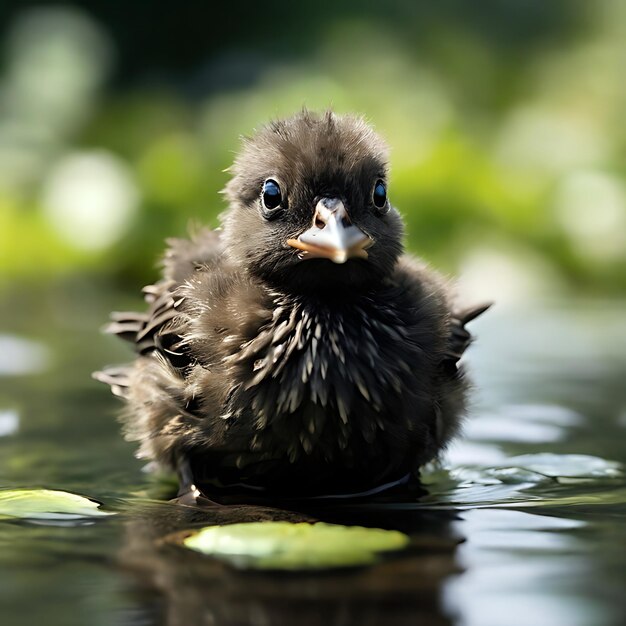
<box><xmin>262</xmin><ymin>179</ymin><xmax>282</xmax><ymax>211</ymax></box>
<box><xmin>373</xmin><ymin>180</ymin><xmax>387</xmax><ymax>210</ymax></box>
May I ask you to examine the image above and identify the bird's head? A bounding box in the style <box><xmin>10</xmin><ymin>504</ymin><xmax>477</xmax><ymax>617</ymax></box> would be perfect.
<box><xmin>222</xmin><ymin>110</ymin><xmax>404</xmax><ymax>294</ymax></box>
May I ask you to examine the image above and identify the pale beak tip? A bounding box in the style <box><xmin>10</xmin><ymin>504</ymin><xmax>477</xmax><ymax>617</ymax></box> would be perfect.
<box><xmin>331</xmin><ymin>251</ymin><xmax>348</xmax><ymax>264</ymax></box>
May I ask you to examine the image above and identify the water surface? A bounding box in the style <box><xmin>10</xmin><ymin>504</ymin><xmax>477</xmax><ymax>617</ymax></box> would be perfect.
<box><xmin>1</xmin><ymin>283</ymin><xmax>624</xmax><ymax>626</ymax></box>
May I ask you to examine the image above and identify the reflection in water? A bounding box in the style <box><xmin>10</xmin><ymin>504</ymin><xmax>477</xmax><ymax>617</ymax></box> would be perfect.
<box><xmin>0</xmin><ymin>409</ymin><xmax>19</xmax><ymax>437</ymax></box>
<box><xmin>0</xmin><ymin>335</ymin><xmax>50</xmax><ymax>376</ymax></box>
<box><xmin>119</xmin><ymin>500</ymin><xmax>459</xmax><ymax>626</ymax></box>
<box><xmin>444</xmin><ymin>509</ymin><xmax>600</xmax><ymax>626</ymax></box>
<box><xmin>461</xmin><ymin>404</ymin><xmax>585</xmax><ymax>444</ymax></box>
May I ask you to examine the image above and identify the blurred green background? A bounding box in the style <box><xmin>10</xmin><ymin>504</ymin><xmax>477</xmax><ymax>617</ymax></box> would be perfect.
<box><xmin>0</xmin><ymin>0</ymin><xmax>625</xmax><ymax>303</ymax></box>
<box><xmin>1</xmin><ymin>7</ymin><xmax>625</xmax><ymax>626</ymax></box>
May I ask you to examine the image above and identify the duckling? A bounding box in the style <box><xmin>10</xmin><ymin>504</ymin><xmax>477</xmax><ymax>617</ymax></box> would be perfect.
<box><xmin>95</xmin><ymin>110</ymin><xmax>489</xmax><ymax>502</ymax></box>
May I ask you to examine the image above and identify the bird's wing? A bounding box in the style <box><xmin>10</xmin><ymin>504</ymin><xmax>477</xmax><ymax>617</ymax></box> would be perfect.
<box><xmin>162</xmin><ymin>227</ymin><xmax>223</xmax><ymax>284</ymax></box>
<box><xmin>93</xmin><ymin>278</ymin><xmax>190</xmax><ymax>397</ymax></box>
<box><xmin>391</xmin><ymin>256</ymin><xmax>491</xmax><ymax>372</ymax></box>
<box><xmin>94</xmin><ymin>228</ymin><xmax>224</xmax><ymax>394</ymax></box>
<box><xmin>109</xmin><ymin>228</ymin><xmax>224</xmax><ymax>353</ymax></box>
<box><xmin>444</xmin><ymin>303</ymin><xmax>492</xmax><ymax>371</ymax></box>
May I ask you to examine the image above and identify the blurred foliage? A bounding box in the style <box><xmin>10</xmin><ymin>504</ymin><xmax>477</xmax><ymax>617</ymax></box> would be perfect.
<box><xmin>0</xmin><ymin>0</ymin><xmax>624</xmax><ymax>297</ymax></box>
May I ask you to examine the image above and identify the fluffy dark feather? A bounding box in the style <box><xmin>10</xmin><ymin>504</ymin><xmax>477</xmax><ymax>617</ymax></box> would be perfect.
<box><xmin>94</xmin><ymin>110</ymin><xmax>489</xmax><ymax>500</ymax></box>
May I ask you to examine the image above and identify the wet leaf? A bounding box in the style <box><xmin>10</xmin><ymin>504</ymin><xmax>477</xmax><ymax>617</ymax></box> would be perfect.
<box><xmin>0</xmin><ymin>489</ymin><xmax>115</xmax><ymax>520</ymax></box>
<box><xmin>182</xmin><ymin>521</ymin><xmax>409</xmax><ymax>570</ymax></box>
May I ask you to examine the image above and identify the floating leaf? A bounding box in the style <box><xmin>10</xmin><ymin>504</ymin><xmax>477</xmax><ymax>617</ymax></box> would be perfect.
<box><xmin>182</xmin><ymin>521</ymin><xmax>409</xmax><ymax>570</ymax></box>
<box><xmin>0</xmin><ymin>489</ymin><xmax>115</xmax><ymax>520</ymax></box>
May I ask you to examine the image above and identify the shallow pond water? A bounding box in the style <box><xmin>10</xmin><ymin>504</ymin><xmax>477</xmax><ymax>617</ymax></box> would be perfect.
<box><xmin>1</xmin><ymin>283</ymin><xmax>625</xmax><ymax>626</ymax></box>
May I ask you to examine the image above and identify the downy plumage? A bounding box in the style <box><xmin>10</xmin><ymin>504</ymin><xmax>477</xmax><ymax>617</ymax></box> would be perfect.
<box><xmin>95</xmin><ymin>110</ymin><xmax>489</xmax><ymax>502</ymax></box>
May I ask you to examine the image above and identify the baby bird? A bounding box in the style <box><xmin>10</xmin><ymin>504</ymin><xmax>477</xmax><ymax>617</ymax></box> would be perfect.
<box><xmin>95</xmin><ymin>110</ymin><xmax>489</xmax><ymax>501</ymax></box>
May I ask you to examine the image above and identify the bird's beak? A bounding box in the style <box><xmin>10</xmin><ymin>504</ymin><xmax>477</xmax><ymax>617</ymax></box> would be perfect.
<box><xmin>286</xmin><ymin>198</ymin><xmax>372</xmax><ymax>264</ymax></box>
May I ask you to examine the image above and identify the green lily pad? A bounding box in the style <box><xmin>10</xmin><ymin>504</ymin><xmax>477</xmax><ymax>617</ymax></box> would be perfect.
<box><xmin>182</xmin><ymin>521</ymin><xmax>410</xmax><ymax>570</ymax></box>
<box><xmin>0</xmin><ymin>489</ymin><xmax>115</xmax><ymax>520</ymax></box>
